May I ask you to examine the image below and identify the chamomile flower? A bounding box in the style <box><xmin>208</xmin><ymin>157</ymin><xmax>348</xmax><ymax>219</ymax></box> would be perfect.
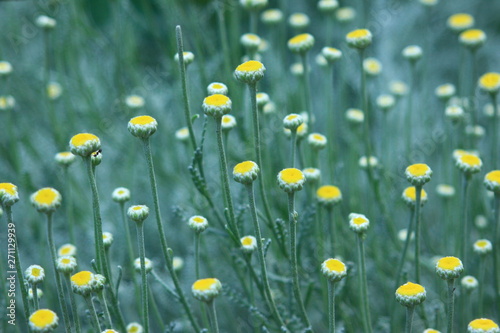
<box><xmin>28</xmin><ymin>288</ymin><xmax>44</xmax><ymax>300</ymax></box>
<box><xmin>288</xmin><ymin>33</ymin><xmax>315</xmax><ymax>54</ymax></box>
<box><xmin>302</xmin><ymin>168</ymin><xmax>321</xmax><ymax>182</ymax></box>
<box><xmin>475</xmin><ymin>215</ymin><xmax>489</xmax><ymax>230</ymax></box>
<box><xmin>453</xmin><ymin>149</ymin><xmax>477</xmax><ymax>160</ymax></box>
<box><xmin>174</xmin><ymin>51</ymin><xmax>195</xmax><ymax>65</ymax></box>
<box><xmin>263</xmin><ymin>101</ymin><xmax>275</xmax><ymax>114</ymax></box>
<box><xmin>187</xmin><ymin>215</ymin><xmax>209</xmax><ymax>233</ymax></box>
<box><xmin>112</xmin><ymin>187</ymin><xmax>130</xmax><ymax>203</ymax></box>
<box><xmin>316</xmin><ymin>185</ymin><xmax>342</xmax><ymax>206</ymax></box>
<box><xmin>202</xmin><ymin>94</ymin><xmax>232</xmax><ymax>118</ymax></box>
<box><xmin>261</xmin><ymin>9</ymin><xmax>283</xmax><ymax>24</ymax></box>
<box><xmin>57</xmin><ymin>244</ymin><xmax>77</xmax><ymax>257</ymax></box>
<box><xmin>29</xmin><ymin>309</ymin><xmax>59</xmax><ymax>332</ymax></box>
<box><xmin>128</xmin><ymin>205</ymin><xmax>149</xmax><ymax>223</ymax></box>
<box><xmin>479</xmin><ymin>72</ymin><xmax>500</xmax><ymax>94</ymax></box>
<box><xmin>221</xmin><ymin>115</ymin><xmax>237</xmax><ymax>131</ymax></box>
<box><xmin>459</xmin><ymin>29</ymin><xmax>486</xmax><ymax>49</ymax></box>
<box><xmin>277</xmin><ymin>168</ymin><xmax>306</xmax><ymax>193</ymax></box>
<box><xmin>363</xmin><ymin>57</ymin><xmax>382</xmax><ymax>76</ymax></box>
<box><xmin>456</xmin><ymin>154</ymin><xmax>482</xmax><ymax>174</ymax></box>
<box><xmin>192</xmin><ymin>278</ymin><xmax>222</xmax><ymax>302</ymax></box>
<box><xmin>127</xmin><ymin>322</ymin><xmax>144</xmax><ymax>333</ymax></box>
<box><xmin>308</xmin><ymin>133</ymin><xmax>327</xmax><ymax>149</ymax></box>
<box><xmin>359</xmin><ymin>156</ymin><xmax>379</xmax><ymax>169</ymax></box>
<box><xmin>234</xmin><ymin>60</ymin><xmax>266</xmax><ymax>84</ymax></box>
<box><xmin>318</xmin><ymin>0</ymin><xmax>338</xmax><ymax>13</ymax></box>
<box><xmin>70</xmin><ymin>271</ymin><xmax>96</xmax><ymax>296</ymax></box>
<box><xmin>256</xmin><ymin>92</ymin><xmax>270</xmax><ymax>108</ymax></box>
<box><xmin>175</xmin><ymin>127</ymin><xmax>190</xmax><ymax>142</ymax></box>
<box><xmin>447</xmin><ymin>13</ymin><xmax>474</xmax><ymax>32</ymax></box>
<box><xmin>322</xmin><ymin>47</ymin><xmax>342</xmax><ymax>63</ymax></box>
<box><xmin>102</xmin><ymin>232</ymin><xmax>114</xmax><ymax>248</ymax></box>
<box><xmin>484</xmin><ymin>170</ymin><xmax>500</xmax><ymax>192</ymax></box>
<box><xmin>405</xmin><ymin>163</ymin><xmax>433</xmax><ymax>186</ymax></box>
<box><xmin>390</xmin><ymin>80</ymin><xmax>408</xmax><ymax>97</ymax></box>
<box><xmin>435</xmin><ymin>83</ymin><xmax>456</xmax><ymax>100</ymax></box>
<box><xmin>321</xmin><ymin>258</ymin><xmax>347</xmax><ymax>282</ymax></box>
<box><xmin>125</xmin><ymin>95</ymin><xmax>145</xmax><ymax>109</ymax></box>
<box><xmin>36</xmin><ymin>15</ymin><xmax>56</xmax><ymax>29</ymax></box>
<box><xmin>283</xmin><ymin>113</ymin><xmax>304</xmax><ymax>131</ymax></box>
<box><xmin>288</xmin><ymin>13</ymin><xmax>310</xmax><ymax>30</ymax></box>
<box><xmin>47</xmin><ymin>82</ymin><xmax>62</xmax><ymax>100</ymax></box>
<box><xmin>56</xmin><ymin>256</ymin><xmax>77</xmax><ymax>274</ymax></box>
<box><xmin>240</xmin><ymin>0</ymin><xmax>267</xmax><ymax>11</ymax></box>
<box><xmin>336</xmin><ymin>7</ymin><xmax>356</xmax><ymax>23</ymax></box>
<box><xmin>134</xmin><ymin>257</ymin><xmax>153</xmax><ymax>273</ymax></box>
<box><xmin>402</xmin><ymin>187</ymin><xmax>428</xmax><ymax>208</ymax></box>
<box><xmin>173</xmin><ymin>257</ymin><xmax>184</xmax><ymax>271</ymax></box>
<box><xmin>207</xmin><ymin>82</ymin><xmax>228</xmax><ymax>96</ymax></box>
<box><xmin>233</xmin><ymin>161</ymin><xmax>259</xmax><ymax>185</ymax></box>
<box><xmin>102</xmin><ymin>330</ymin><xmax>119</xmax><ymax>333</ymax></box>
<box><xmin>376</xmin><ymin>94</ymin><xmax>395</xmax><ymax>111</ymax></box>
<box><xmin>69</xmin><ymin>133</ymin><xmax>101</xmax><ymax>157</ymax></box>
<box><xmin>31</xmin><ymin>188</ymin><xmax>62</xmax><ymax>214</ymax></box>
<box><xmin>55</xmin><ymin>152</ymin><xmax>76</xmax><ymax>166</ymax></box>
<box><xmin>468</xmin><ymin>318</ymin><xmax>500</xmax><ymax>333</ymax></box>
<box><xmin>25</xmin><ymin>265</ymin><xmax>45</xmax><ymax>284</ymax></box>
<box><xmin>346</xmin><ymin>108</ymin><xmax>364</xmax><ymax>124</ymax></box>
<box><xmin>349</xmin><ymin>213</ymin><xmax>370</xmax><ymax>234</ymax></box>
<box><xmin>297</xmin><ymin>123</ymin><xmax>308</xmax><ymax>138</ymax></box>
<box><xmin>436</xmin><ymin>184</ymin><xmax>456</xmax><ymax>198</ymax></box>
<box><xmin>0</xmin><ymin>183</ymin><xmax>20</xmax><ymax>206</ymax></box>
<box><xmin>436</xmin><ymin>256</ymin><xmax>464</xmax><ymax>280</ymax></box>
<box><xmin>0</xmin><ymin>95</ymin><xmax>15</xmax><ymax>110</ymax></box>
<box><xmin>461</xmin><ymin>275</ymin><xmax>479</xmax><ymax>291</ymax></box>
<box><xmin>473</xmin><ymin>239</ymin><xmax>492</xmax><ymax>255</ymax></box>
<box><xmin>92</xmin><ymin>274</ymin><xmax>106</xmax><ymax>293</ymax></box>
<box><xmin>445</xmin><ymin>105</ymin><xmax>465</xmax><ymax>122</ymax></box>
<box><xmin>0</xmin><ymin>61</ymin><xmax>12</xmax><ymax>76</ymax></box>
<box><xmin>240</xmin><ymin>33</ymin><xmax>261</xmax><ymax>51</ymax></box>
<box><xmin>128</xmin><ymin>115</ymin><xmax>158</xmax><ymax>139</ymax></box>
<box><xmin>402</xmin><ymin>45</ymin><xmax>423</xmax><ymax>62</ymax></box>
<box><xmin>423</xmin><ymin>329</ymin><xmax>441</xmax><ymax>333</ymax></box>
<box><xmin>91</xmin><ymin>149</ymin><xmax>102</xmax><ymax>166</ymax></box>
<box><xmin>346</xmin><ymin>29</ymin><xmax>372</xmax><ymax>49</ymax></box>
<box><xmin>395</xmin><ymin>282</ymin><xmax>426</xmax><ymax>307</ymax></box>
<box><xmin>240</xmin><ymin>236</ymin><xmax>258</xmax><ymax>253</ymax></box>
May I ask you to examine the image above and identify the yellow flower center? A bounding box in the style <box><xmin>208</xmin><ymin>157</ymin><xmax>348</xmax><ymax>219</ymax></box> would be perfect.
<box><xmin>407</xmin><ymin>163</ymin><xmax>430</xmax><ymax>177</ymax></box>
<box><xmin>204</xmin><ymin>94</ymin><xmax>230</xmax><ymax>107</ymax></box>
<box><xmin>353</xmin><ymin>217</ymin><xmax>367</xmax><ymax>225</ymax></box>
<box><xmin>130</xmin><ymin>115</ymin><xmax>155</xmax><ymax>125</ymax></box>
<box><xmin>242</xmin><ymin>237</ymin><xmax>253</xmax><ymax>246</ymax></box>
<box><xmin>403</xmin><ymin>187</ymin><xmax>428</xmax><ymax>201</ymax></box>
<box><xmin>480</xmin><ymin>73</ymin><xmax>500</xmax><ymax>89</ymax></box>
<box><xmin>397</xmin><ymin>282</ymin><xmax>425</xmax><ymax>296</ymax></box>
<box><xmin>71</xmin><ymin>271</ymin><xmax>93</xmax><ymax>286</ymax></box>
<box><xmin>32</xmin><ymin>268</ymin><xmax>41</xmax><ymax>277</ymax></box>
<box><xmin>289</xmin><ymin>34</ymin><xmax>310</xmax><ymax>45</ymax></box>
<box><xmin>475</xmin><ymin>240</ymin><xmax>488</xmax><ymax>248</ymax></box>
<box><xmin>59</xmin><ymin>152</ymin><xmax>72</xmax><ymax>157</ymax></box>
<box><xmin>246</xmin><ymin>34</ymin><xmax>259</xmax><ymax>41</ymax></box>
<box><xmin>193</xmin><ymin>217</ymin><xmax>205</xmax><ymax>223</ymax></box>
<box><xmin>61</xmin><ymin>258</ymin><xmax>71</xmax><ymax>264</ymax></box>
<box><xmin>103</xmin><ymin>234</ymin><xmax>108</xmax><ymax>240</ymax></box>
<box><xmin>0</xmin><ymin>183</ymin><xmax>17</xmax><ymax>196</ymax></box>
<box><xmin>437</xmin><ymin>257</ymin><xmax>461</xmax><ymax>270</ymax></box>
<box><xmin>469</xmin><ymin>319</ymin><xmax>499</xmax><ymax>330</ymax></box>
<box><xmin>0</xmin><ymin>62</ymin><xmax>9</xmax><ymax>71</ymax></box>
<box><xmin>317</xmin><ymin>186</ymin><xmax>341</xmax><ymax>200</ymax></box>
<box><xmin>129</xmin><ymin>327</ymin><xmax>139</xmax><ymax>333</ymax></box>
<box><xmin>193</xmin><ymin>278</ymin><xmax>218</xmax><ymax>291</ymax></box>
<box><xmin>133</xmin><ymin>206</ymin><xmax>142</xmax><ymax>210</ymax></box>
<box><xmin>33</xmin><ymin>188</ymin><xmax>59</xmax><ymax>205</ymax></box>
<box><xmin>212</xmin><ymin>84</ymin><xmax>223</xmax><ymax>89</ymax></box>
<box><xmin>347</xmin><ymin>29</ymin><xmax>370</xmax><ymax>39</ymax></box>
<box><xmin>449</xmin><ymin>14</ymin><xmax>473</xmax><ymax>27</ymax></box>
<box><xmin>30</xmin><ymin>309</ymin><xmax>56</xmax><ymax>327</ymax></box>
<box><xmin>324</xmin><ymin>259</ymin><xmax>345</xmax><ymax>273</ymax></box>
<box><xmin>222</xmin><ymin>116</ymin><xmax>232</xmax><ymax>124</ymax></box>
<box><xmin>235</xmin><ymin>60</ymin><xmax>264</xmax><ymax>73</ymax></box>
<box><xmin>286</xmin><ymin>115</ymin><xmax>298</xmax><ymax>120</ymax></box>
<box><xmin>461</xmin><ymin>29</ymin><xmax>485</xmax><ymax>40</ymax></box>
<box><xmin>460</xmin><ymin>154</ymin><xmax>481</xmax><ymax>166</ymax></box>
<box><xmin>280</xmin><ymin>168</ymin><xmax>304</xmax><ymax>184</ymax></box>
<box><xmin>60</xmin><ymin>247</ymin><xmax>72</xmax><ymax>255</ymax></box>
<box><xmin>71</xmin><ymin>133</ymin><xmax>98</xmax><ymax>147</ymax></box>
<box><xmin>312</xmin><ymin>134</ymin><xmax>325</xmax><ymax>141</ymax></box>
<box><xmin>234</xmin><ymin>161</ymin><xmax>255</xmax><ymax>174</ymax></box>
<box><xmin>326</xmin><ymin>47</ymin><xmax>339</xmax><ymax>53</ymax></box>
<box><xmin>486</xmin><ymin>170</ymin><xmax>500</xmax><ymax>183</ymax></box>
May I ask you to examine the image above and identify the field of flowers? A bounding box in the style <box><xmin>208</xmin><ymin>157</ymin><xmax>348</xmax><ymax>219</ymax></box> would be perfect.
<box><xmin>1</xmin><ymin>0</ymin><xmax>500</xmax><ymax>332</ymax></box>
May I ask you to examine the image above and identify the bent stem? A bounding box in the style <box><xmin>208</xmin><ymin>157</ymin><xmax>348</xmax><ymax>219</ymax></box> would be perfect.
<box><xmin>446</xmin><ymin>279</ymin><xmax>456</xmax><ymax>333</ymax></box>
<box><xmin>357</xmin><ymin>235</ymin><xmax>372</xmax><ymax>333</ymax></box>
<box><xmin>136</xmin><ymin>222</ymin><xmax>149</xmax><ymax>333</ymax></box>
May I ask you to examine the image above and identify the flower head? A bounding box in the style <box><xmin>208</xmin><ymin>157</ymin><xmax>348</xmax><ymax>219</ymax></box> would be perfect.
<box><xmin>202</xmin><ymin>94</ymin><xmax>232</xmax><ymax>118</ymax></box>
<box><xmin>336</xmin><ymin>7</ymin><xmax>356</xmax><ymax>23</ymax></box>
<box><xmin>423</xmin><ymin>329</ymin><xmax>441</xmax><ymax>333</ymax></box>
<box><xmin>134</xmin><ymin>257</ymin><xmax>153</xmax><ymax>273</ymax></box>
<box><xmin>436</xmin><ymin>184</ymin><xmax>456</xmax><ymax>198</ymax></box>
<box><xmin>233</xmin><ymin>161</ymin><xmax>259</xmax><ymax>185</ymax></box>
<box><xmin>346</xmin><ymin>29</ymin><xmax>372</xmax><ymax>49</ymax></box>
<box><xmin>0</xmin><ymin>182</ymin><xmax>19</xmax><ymax>206</ymax></box>
<box><xmin>405</xmin><ymin>163</ymin><xmax>432</xmax><ymax>186</ymax></box>
<box><xmin>318</xmin><ymin>0</ymin><xmax>338</xmax><ymax>13</ymax></box>
<box><xmin>435</xmin><ymin>83</ymin><xmax>456</xmax><ymax>100</ymax></box>
<box><xmin>436</xmin><ymin>256</ymin><xmax>464</xmax><ymax>280</ymax></box>
<box><xmin>112</xmin><ymin>187</ymin><xmax>131</xmax><ymax>203</ymax></box>
<box><xmin>173</xmin><ymin>257</ymin><xmax>184</xmax><ymax>271</ymax></box>
<box><xmin>36</xmin><ymin>15</ymin><xmax>56</xmax><ymax>29</ymax></box>
<box><xmin>102</xmin><ymin>232</ymin><xmax>114</xmax><ymax>249</ymax></box>
<box><xmin>174</xmin><ymin>51</ymin><xmax>195</xmax><ymax>65</ymax></box>
<box><xmin>283</xmin><ymin>113</ymin><xmax>304</xmax><ymax>131</ymax></box>
<box><xmin>55</xmin><ymin>152</ymin><xmax>76</xmax><ymax>166</ymax></box>
<box><xmin>447</xmin><ymin>13</ymin><xmax>474</xmax><ymax>32</ymax></box>
<box><xmin>25</xmin><ymin>265</ymin><xmax>45</xmax><ymax>284</ymax></box>
<box><xmin>473</xmin><ymin>239</ymin><xmax>492</xmax><ymax>255</ymax></box>
<box><xmin>70</xmin><ymin>271</ymin><xmax>96</xmax><ymax>296</ymax></box>
<box><xmin>456</xmin><ymin>154</ymin><xmax>482</xmax><ymax>175</ymax></box>
<box><xmin>402</xmin><ymin>45</ymin><xmax>423</xmax><ymax>62</ymax></box>
<box><xmin>208</xmin><ymin>82</ymin><xmax>228</xmax><ymax>96</ymax></box>
<box><xmin>288</xmin><ymin>13</ymin><xmax>310</xmax><ymax>29</ymax></box>
<box><xmin>390</xmin><ymin>80</ymin><xmax>408</xmax><ymax>96</ymax></box>
<box><xmin>346</xmin><ymin>108</ymin><xmax>364</xmax><ymax>124</ymax></box>
<box><xmin>256</xmin><ymin>92</ymin><xmax>270</xmax><ymax>108</ymax></box>
<box><xmin>188</xmin><ymin>215</ymin><xmax>209</xmax><ymax>233</ymax></box>
<box><xmin>0</xmin><ymin>61</ymin><xmax>12</xmax><ymax>76</ymax></box>
<box><xmin>395</xmin><ymin>282</ymin><xmax>426</xmax><ymax>307</ymax></box>
<box><xmin>461</xmin><ymin>275</ymin><xmax>479</xmax><ymax>292</ymax></box>
<box><xmin>91</xmin><ymin>149</ymin><xmax>102</xmax><ymax>167</ymax></box>
<box><xmin>57</xmin><ymin>244</ymin><xmax>76</xmax><ymax>257</ymax></box>
<box><xmin>261</xmin><ymin>9</ymin><xmax>283</xmax><ymax>24</ymax></box>
<box><xmin>316</xmin><ymin>185</ymin><xmax>342</xmax><ymax>207</ymax></box>
<box><xmin>359</xmin><ymin>156</ymin><xmax>379</xmax><ymax>169</ymax></box>
<box><xmin>240</xmin><ymin>33</ymin><xmax>261</xmax><ymax>51</ymax></box>
<box><xmin>402</xmin><ymin>187</ymin><xmax>428</xmax><ymax>208</ymax></box>
<box><xmin>240</xmin><ymin>0</ymin><xmax>267</xmax><ymax>11</ymax></box>
<box><xmin>308</xmin><ymin>133</ymin><xmax>327</xmax><ymax>150</ymax></box>
<box><xmin>28</xmin><ymin>288</ymin><xmax>44</xmax><ymax>301</ymax></box>
<box><xmin>363</xmin><ymin>57</ymin><xmax>382</xmax><ymax>76</ymax></box>
<box><xmin>322</xmin><ymin>47</ymin><xmax>342</xmax><ymax>63</ymax></box>
<box><xmin>125</xmin><ymin>95</ymin><xmax>145</xmax><ymax>109</ymax></box>
<box><xmin>47</xmin><ymin>82</ymin><xmax>62</xmax><ymax>100</ymax></box>
<box><xmin>479</xmin><ymin>72</ymin><xmax>500</xmax><ymax>94</ymax></box>
<box><xmin>234</xmin><ymin>60</ymin><xmax>266</xmax><ymax>84</ymax></box>
<box><xmin>0</xmin><ymin>95</ymin><xmax>15</xmax><ymax>110</ymax></box>
<box><xmin>288</xmin><ymin>33</ymin><xmax>315</xmax><ymax>54</ymax></box>
<box><xmin>349</xmin><ymin>213</ymin><xmax>370</xmax><ymax>234</ymax></box>
<box><xmin>302</xmin><ymin>168</ymin><xmax>321</xmax><ymax>182</ymax></box>
<box><xmin>29</xmin><ymin>309</ymin><xmax>59</xmax><ymax>332</ymax></box>
<box><xmin>69</xmin><ymin>133</ymin><xmax>101</xmax><ymax>157</ymax></box>
<box><xmin>56</xmin><ymin>256</ymin><xmax>77</xmax><ymax>274</ymax></box>
<box><xmin>219</xmin><ymin>115</ymin><xmax>236</xmax><ymax>132</ymax></box>
<box><xmin>31</xmin><ymin>188</ymin><xmax>62</xmax><ymax>214</ymax></box>
<box><xmin>128</xmin><ymin>115</ymin><xmax>158</xmax><ymax>139</ymax></box>
<box><xmin>468</xmin><ymin>318</ymin><xmax>500</xmax><ymax>333</ymax></box>
<box><xmin>240</xmin><ymin>235</ymin><xmax>258</xmax><ymax>253</ymax></box>
<box><xmin>459</xmin><ymin>29</ymin><xmax>486</xmax><ymax>49</ymax></box>
<box><xmin>321</xmin><ymin>258</ymin><xmax>347</xmax><ymax>282</ymax></box>
<box><xmin>484</xmin><ymin>170</ymin><xmax>500</xmax><ymax>193</ymax></box>
<box><xmin>277</xmin><ymin>168</ymin><xmax>306</xmax><ymax>193</ymax></box>
<box><xmin>192</xmin><ymin>278</ymin><xmax>222</xmax><ymax>302</ymax></box>
<box><xmin>127</xmin><ymin>322</ymin><xmax>144</xmax><ymax>333</ymax></box>
<box><xmin>376</xmin><ymin>94</ymin><xmax>395</xmax><ymax>111</ymax></box>
<box><xmin>445</xmin><ymin>105</ymin><xmax>464</xmax><ymax>122</ymax></box>
<box><xmin>175</xmin><ymin>127</ymin><xmax>190</xmax><ymax>142</ymax></box>
<box><xmin>127</xmin><ymin>205</ymin><xmax>149</xmax><ymax>223</ymax></box>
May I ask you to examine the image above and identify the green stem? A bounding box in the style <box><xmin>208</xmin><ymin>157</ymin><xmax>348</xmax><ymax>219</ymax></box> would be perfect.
<box><xmin>406</xmin><ymin>62</ymin><xmax>416</xmax><ymax>154</ymax></box>
<box><xmin>246</xmin><ymin>184</ymin><xmax>287</xmax><ymax>329</ymax></box>
<box><xmin>459</xmin><ymin>176</ymin><xmax>470</xmax><ymax>264</ymax></box>
<box><xmin>149</xmin><ymin>285</ymin><xmax>166</xmax><ymax>331</ymax></box>
<box><xmin>141</xmin><ymin>138</ymin><xmax>200</xmax><ymax>332</ymax></box>
<box><xmin>287</xmin><ymin>192</ymin><xmax>313</xmax><ymax>330</ymax></box>
<box><xmin>207</xmin><ymin>300</ymin><xmax>220</xmax><ymax>333</ymax></box>
<box><xmin>290</xmin><ymin>130</ymin><xmax>297</xmax><ymax>167</ymax></box>
<box><xmin>84</xmin><ymin>295</ymin><xmax>102</xmax><ymax>332</ymax></box>
<box><xmin>359</xmin><ymin>49</ymin><xmax>373</xmax><ymax>160</ymax></box>
<box><xmin>119</xmin><ymin>201</ymin><xmax>140</xmax><ymax>303</ymax></box>
<box><xmin>357</xmin><ymin>235</ymin><xmax>372</xmax><ymax>333</ymax></box>
<box><xmin>46</xmin><ymin>213</ymin><xmax>72</xmax><ymax>333</ymax></box>
<box><xmin>446</xmin><ymin>279</ymin><xmax>456</xmax><ymax>333</ymax></box>
<box><xmin>327</xmin><ymin>207</ymin><xmax>335</xmax><ymax>257</ymax></box>
<box><xmin>63</xmin><ymin>166</ymin><xmax>75</xmax><ymax>245</ymax></box>
<box><xmin>98</xmin><ymin>291</ymin><xmax>113</xmax><ymax>328</ymax></box>
<box><xmin>250</xmin><ymin>11</ymin><xmax>258</xmax><ymax>34</ymax></box>
<box><xmin>414</xmin><ymin>185</ymin><xmax>423</xmax><ymax>284</ymax></box>
<box><xmin>478</xmin><ymin>256</ymin><xmax>485</xmax><ymax>316</ymax></box>
<box><xmin>300</xmin><ymin>53</ymin><xmax>313</xmax><ymax>129</ymax></box>
<box><xmin>32</xmin><ymin>284</ymin><xmax>39</xmax><ymax>310</ymax></box>
<box><xmin>328</xmin><ymin>281</ymin><xmax>336</xmax><ymax>333</ymax></box>
<box><xmin>65</xmin><ymin>274</ymin><xmax>81</xmax><ymax>333</ymax></box>
<box><xmin>493</xmin><ymin>194</ymin><xmax>500</xmax><ymax>308</ymax></box>
<box><xmin>406</xmin><ymin>306</ymin><xmax>415</xmax><ymax>333</ymax></box>
<box><xmin>394</xmin><ymin>209</ymin><xmax>415</xmax><ymax>292</ymax></box>
<box><xmin>491</xmin><ymin>93</ymin><xmax>498</xmax><ymax>168</ymax></box>
<box><xmin>215</xmin><ymin>0</ymin><xmax>232</xmax><ymax>79</ymax></box>
<box><xmin>469</xmin><ymin>50</ymin><xmax>477</xmax><ymax>129</ymax></box>
<box><xmin>136</xmin><ymin>222</ymin><xmax>149</xmax><ymax>333</ymax></box>
<box><xmin>195</xmin><ymin>232</ymin><xmax>200</xmax><ymax>279</ymax></box>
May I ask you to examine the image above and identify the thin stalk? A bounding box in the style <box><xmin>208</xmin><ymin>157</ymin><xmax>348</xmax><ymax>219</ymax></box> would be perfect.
<box><xmin>328</xmin><ymin>281</ymin><xmax>336</xmax><ymax>333</ymax></box>
<box><xmin>141</xmin><ymin>137</ymin><xmax>200</xmax><ymax>332</ymax></box>
<box><xmin>32</xmin><ymin>284</ymin><xmax>39</xmax><ymax>310</ymax></box>
<box><xmin>469</xmin><ymin>50</ymin><xmax>478</xmax><ymax>128</ymax></box>
<box><xmin>406</xmin><ymin>306</ymin><xmax>415</xmax><ymax>333</ymax></box>
<box><xmin>65</xmin><ymin>274</ymin><xmax>81</xmax><ymax>333</ymax></box>
<box><xmin>136</xmin><ymin>222</ymin><xmax>149</xmax><ymax>333</ymax></box>
<box><xmin>459</xmin><ymin>175</ymin><xmax>470</xmax><ymax>264</ymax></box>
<box><xmin>414</xmin><ymin>185</ymin><xmax>423</xmax><ymax>284</ymax></box>
<box><xmin>406</xmin><ymin>62</ymin><xmax>416</xmax><ymax>154</ymax></box>
<box><xmin>300</xmin><ymin>53</ymin><xmax>313</xmax><ymax>129</ymax></box>
<box><xmin>46</xmin><ymin>213</ymin><xmax>72</xmax><ymax>333</ymax></box>
<box><xmin>84</xmin><ymin>295</ymin><xmax>102</xmax><ymax>332</ymax></box>
<box><xmin>478</xmin><ymin>256</ymin><xmax>485</xmax><ymax>315</ymax></box>
<box><xmin>97</xmin><ymin>291</ymin><xmax>113</xmax><ymax>328</ymax></box>
<box><xmin>359</xmin><ymin>49</ymin><xmax>373</xmax><ymax>160</ymax></box>
<box><xmin>446</xmin><ymin>279</ymin><xmax>456</xmax><ymax>333</ymax></box>
<box><xmin>195</xmin><ymin>232</ymin><xmax>201</xmax><ymax>279</ymax></box>
<box><xmin>149</xmin><ymin>285</ymin><xmax>166</xmax><ymax>331</ymax></box>
<box><xmin>207</xmin><ymin>300</ymin><xmax>220</xmax><ymax>333</ymax></box>
<box><xmin>357</xmin><ymin>235</ymin><xmax>372</xmax><ymax>333</ymax></box>
<box><xmin>394</xmin><ymin>209</ymin><xmax>415</xmax><ymax>291</ymax></box>
<box><xmin>246</xmin><ymin>184</ymin><xmax>287</xmax><ymax>329</ymax></box>
<box><xmin>493</xmin><ymin>194</ymin><xmax>500</xmax><ymax>307</ymax></box>
<box><xmin>491</xmin><ymin>93</ymin><xmax>498</xmax><ymax>168</ymax></box>
<box><xmin>250</xmin><ymin>11</ymin><xmax>258</xmax><ymax>34</ymax></box>
<box><xmin>215</xmin><ymin>0</ymin><xmax>232</xmax><ymax>78</ymax></box>
<box><xmin>290</xmin><ymin>130</ymin><xmax>297</xmax><ymax>167</ymax></box>
<box><xmin>327</xmin><ymin>207</ymin><xmax>335</xmax><ymax>257</ymax></box>
<box><xmin>119</xmin><ymin>201</ymin><xmax>139</xmax><ymax>302</ymax></box>
<box><xmin>63</xmin><ymin>166</ymin><xmax>75</xmax><ymax>245</ymax></box>
<box><xmin>287</xmin><ymin>192</ymin><xmax>313</xmax><ymax>330</ymax></box>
